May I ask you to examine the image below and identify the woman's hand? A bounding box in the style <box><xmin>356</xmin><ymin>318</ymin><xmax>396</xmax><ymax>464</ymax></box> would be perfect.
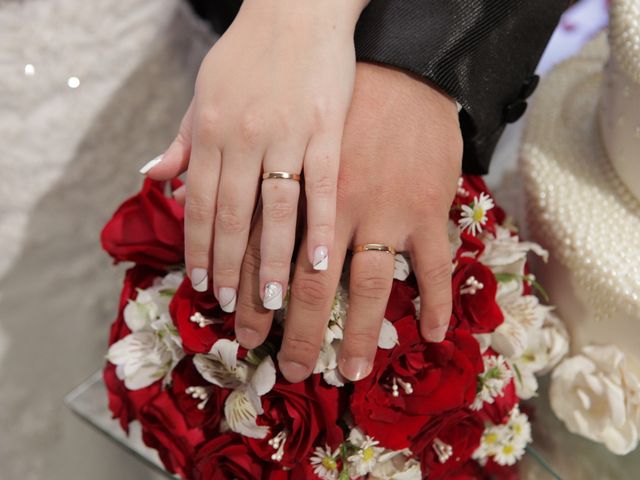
<box><xmin>144</xmin><ymin>0</ymin><xmax>368</xmax><ymax>313</ymax></box>
<box><xmin>234</xmin><ymin>63</ymin><xmax>463</xmax><ymax>382</ymax></box>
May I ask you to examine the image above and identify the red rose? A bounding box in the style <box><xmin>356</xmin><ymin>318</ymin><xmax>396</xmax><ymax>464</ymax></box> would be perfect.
<box><xmin>455</xmin><ymin>231</ymin><xmax>486</xmax><ymax>260</ymax></box>
<box><xmin>169</xmin><ymin>356</ymin><xmax>229</xmax><ymax>432</ymax></box>
<box><xmin>246</xmin><ymin>374</ymin><xmax>343</xmax><ymax>469</ymax></box>
<box><xmin>109</xmin><ymin>265</ymin><xmax>162</xmax><ymax>345</ymax></box>
<box><xmin>478</xmin><ymin>379</ymin><xmax>517</xmax><ymax>426</ymax></box>
<box><xmin>103</xmin><ymin>363</ymin><xmax>161</xmax><ymax>432</ymax></box>
<box><xmin>101</xmin><ymin>178</ymin><xmax>184</xmax><ymax>270</ymax></box>
<box><xmin>193</xmin><ymin>433</ymin><xmax>264</xmax><ymax>480</ymax></box>
<box><xmin>169</xmin><ymin>277</ymin><xmax>235</xmax><ymax>354</ymax></box>
<box><xmin>452</xmin><ymin>258</ymin><xmax>503</xmax><ymax>334</ymax></box>
<box><xmin>385</xmin><ymin>280</ymin><xmax>418</xmax><ymax>322</ymax></box>
<box><xmin>351</xmin><ymin>316</ymin><xmax>483</xmax><ymax>450</ymax></box>
<box><xmin>138</xmin><ymin>389</ymin><xmax>206</xmax><ymax>478</ymax></box>
<box><xmin>418</xmin><ymin>413</ymin><xmax>484</xmax><ymax>479</ymax></box>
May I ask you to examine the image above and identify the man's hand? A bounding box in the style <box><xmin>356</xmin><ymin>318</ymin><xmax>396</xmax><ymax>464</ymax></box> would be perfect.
<box><xmin>234</xmin><ymin>63</ymin><xmax>462</xmax><ymax>382</ymax></box>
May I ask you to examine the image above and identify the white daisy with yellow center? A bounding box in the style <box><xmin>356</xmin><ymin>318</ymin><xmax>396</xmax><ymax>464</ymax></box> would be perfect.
<box><xmin>459</xmin><ymin>192</ymin><xmax>495</xmax><ymax>236</ymax></box>
<box><xmin>310</xmin><ymin>445</ymin><xmax>340</xmax><ymax>480</ymax></box>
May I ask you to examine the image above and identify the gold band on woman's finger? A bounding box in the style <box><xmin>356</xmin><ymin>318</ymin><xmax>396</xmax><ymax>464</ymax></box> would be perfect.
<box><xmin>262</xmin><ymin>171</ymin><xmax>301</xmax><ymax>181</ymax></box>
<box><xmin>353</xmin><ymin>243</ymin><xmax>397</xmax><ymax>255</ymax></box>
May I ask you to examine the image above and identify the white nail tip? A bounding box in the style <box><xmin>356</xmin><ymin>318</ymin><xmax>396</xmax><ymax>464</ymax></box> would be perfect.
<box><xmin>263</xmin><ymin>282</ymin><xmax>283</xmax><ymax>310</ymax></box>
<box><xmin>313</xmin><ymin>246</ymin><xmax>329</xmax><ymax>271</ymax></box>
<box><xmin>191</xmin><ymin>268</ymin><xmax>208</xmax><ymax>292</ymax></box>
<box><xmin>219</xmin><ymin>287</ymin><xmax>237</xmax><ymax>313</ymax></box>
<box><xmin>139</xmin><ymin>155</ymin><xmax>163</xmax><ymax>174</ymax></box>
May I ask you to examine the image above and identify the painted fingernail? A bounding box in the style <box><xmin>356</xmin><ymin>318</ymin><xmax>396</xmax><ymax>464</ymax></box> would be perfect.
<box><xmin>218</xmin><ymin>287</ymin><xmax>237</xmax><ymax>313</ymax></box>
<box><xmin>263</xmin><ymin>282</ymin><xmax>283</xmax><ymax>310</ymax></box>
<box><xmin>236</xmin><ymin>327</ymin><xmax>261</xmax><ymax>348</ymax></box>
<box><xmin>279</xmin><ymin>358</ymin><xmax>311</xmax><ymax>383</ymax></box>
<box><xmin>191</xmin><ymin>268</ymin><xmax>208</xmax><ymax>292</ymax></box>
<box><xmin>139</xmin><ymin>154</ymin><xmax>163</xmax><ymax>174</ymax></box>
<box><xmin>340</xmin><ymin>357</ymin><xmax>372</xmax><ymax>382</ymax></box>
<box><xmin>425</xmin><ymin>325</ymin><xmax>448</xmax><ymax>343</ymax></box>
<box><xmin>312</xmin><ymin>246</ymin><xmax>329</xmax><ymax>271</ymax></box>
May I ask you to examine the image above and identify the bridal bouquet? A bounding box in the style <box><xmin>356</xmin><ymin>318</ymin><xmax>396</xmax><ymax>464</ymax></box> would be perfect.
<box><xmin>100</xmin><ymin>175</ymin><xmax>567</xmax><ymax>479</ymax></box>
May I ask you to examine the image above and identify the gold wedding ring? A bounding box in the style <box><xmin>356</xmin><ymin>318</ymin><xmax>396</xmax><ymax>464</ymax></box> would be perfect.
<box><xmin>262</xmin><ymin>171</ymin><xmax>301</xmax><ymax>181</ymax></box>
<box><xmin>353</xmin><ymin>243</ymin><xmax>397</xmax><ymax>255</ymax></box>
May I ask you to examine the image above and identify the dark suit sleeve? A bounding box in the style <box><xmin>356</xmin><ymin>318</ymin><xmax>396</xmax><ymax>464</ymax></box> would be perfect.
<box><xmin>354</xmin><ymin>0</ymin><xmax>568</xmax><ymax>174</ymax></box>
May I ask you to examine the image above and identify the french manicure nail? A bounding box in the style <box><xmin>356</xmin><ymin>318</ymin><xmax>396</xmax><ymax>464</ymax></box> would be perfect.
<box><xmin>425</xmin><ymin>325</ymin><xmax>448</xmax><ymax>343</ymax></box>
<box><xmin>139</xmin><ymin>154</ymin><xmax>163</xmax><ymax>174</ymax></box>
<box><xmin>312</xmin><ymin>246</ymin><xmax>328</xmax><ymax>271</ymax></box>
<box><xmin>218</xmin><ymin>287</ymin><xmax>237</xmax><ymax>313</ymax></box>
<box><xmin>340</xmin><ymin>357</ymin><xmax>372</xmax><ymax>382</ymax></box>
<box><xmin>263</xmin><ymin>282</ymin><xmax>283</xmax><ymax>310</ymax></box>
<box><xmin>191</xmin><ymin>268</ymin><xmax>208</xmax><ymax>292</ymax></box>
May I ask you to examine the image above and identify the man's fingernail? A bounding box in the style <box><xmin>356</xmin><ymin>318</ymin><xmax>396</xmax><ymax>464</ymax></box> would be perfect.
<box><xmin>425</xmin><ymin>325</ymin><xmax>448</xmax><ymax>343</ymax></box>
<box><xmin>312</xmin><ymin>246</ymin><xmax>329</xmax><ymax>271</ymax></box>
<box><xmin>279</xmin><ymin>360</ymin><xmax>311</xmax><ymax>383</ymax></box>
<box><xmin>236</xmin><ymin>327</ymin><xmax>261</xmax><ymax>348</ymax></box>
<box><xmin>340</xmin><ymin>357</ymin><xmax>372</xmax><ymax>382</ymax></box>
<box><xmin>263</xmin><ymin>282</ymin><xmax>283</xmax><ymax>310</ymax></box>
<box><xmin>191</xmin><ymin>268</ymin><xmax>208</xmax><ymax>292</ymax></box>
<box><xmin>218</xmin><ymin>287</ymin><xmax>237</xmax><ymax>313</ymax></box>
<box><xmin>139</xmin><ymin>154</ymin><xmax>163</xmax><ymax>174</ymax></box>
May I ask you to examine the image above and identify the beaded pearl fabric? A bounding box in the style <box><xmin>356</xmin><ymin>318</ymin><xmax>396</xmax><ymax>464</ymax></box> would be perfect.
<box><xmin>599</xmin><ymin>0</ymin><xmax>640</xmax><ymax>199</ymax></box>
<box><xmin>520</xmin><ymin>25</ymin><xmax>640</xmax><ymax>369</ymax></box>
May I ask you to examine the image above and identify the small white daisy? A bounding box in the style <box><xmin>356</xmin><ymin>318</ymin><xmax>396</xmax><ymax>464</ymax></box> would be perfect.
<box><xmin>310</xmin><ymin>445</ymin><xmax>340</xmax><ymax>480</ymax></box>
<box><xmin>459</xmin><ymin>192</ymin><xmax>495</xmax><ymax>236</ymax></box>
<box><xmin>347</xmin><ymin>436</ymin><xmax>385</xmax><ymax>477</ymax></box>
<box><xmin>493</xmin><ymin>442</ymin><xmax>523</xmax><ymax>466</ymax></box>
<box><xmin>508</xmin><ymin>406</ymin><xmax>532</xmax><ymax>447</ymax></box>
<box><xmin>471</xmin><ymin>355</ymin><xmax>513</xmax><ymax>410</ymax></box>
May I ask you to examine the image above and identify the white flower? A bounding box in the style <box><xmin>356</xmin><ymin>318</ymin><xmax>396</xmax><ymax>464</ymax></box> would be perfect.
<box><xmin>347</xmin><ymin>428</ymin><xmax>385</xmax><ymax>477</ymax></box>
<box><xmin>195</xmin><ymin>339</ymin><xmax>276</xmax><ymax>439</ymax></box>
<box><xmin>370</xmin><ymin>449</ymin><xmax>421</xmax><ymax>480</ymax></box>
<box><xmin>550</xmin><ymin>344</ymin><xmax>640</xmax><ymax>455</ymax></box>
<box><xmin>471</xmin><ymin>355</ymin><xmax>513</xmax><ymax>410</ymax></box>
<box><xmin>378</xmin><ymin>319</ymin><xmax>399</xmax><ymax>350</ymax></box>
<box><xmin>491</xmin><ymin>295</ymin><xmax>552</xmax><ymax>360</ymax></box>
<box><xmin>535</xmin><ymin>312</ymin><xmax>569</xmax><ymax>375</ymax></box>
<box><xmin>313</xmin><ymin>341</ymin><xmax>346</xmax><ymax>387</ymax></box>
<box><xmin>473</xmin><ymin>406</ymin><xmax>531</xmax><ymax>465</ymax></box>
<box><xmin>506</xmin><ymin>312</ymin><xmax>569</xmax><ymax>399</ymax></box>
<box><xmin>310</xmin><ymin>445</ymin><xmax>340</xmax><ymax>480</ymax></box>
<box><xmin>107</xmin><ymin>272</ymin><xmax>184</xmax><ymax>390</ymax></box>
<box><xmin>393</xmin><ymin>254</ymin><xmax>412</xmax><ymax>281</ymax></box>
<box><xmin>473</xmin><ymin>333</ymin><xmax>492</xmax><ymax>354</ymax></box>
<box><xmin>324</xmin><ymin>284</ymin><xmax>348</xmax><ymax>345</ymax></box>
<box><xmin>448</xmin><ymin>219</ymin><xmax>462</xmax><ymax>259</ymax></box>
<box><xmin>479</xmin><ymin>225</ymin><xmax>548</xmax><ymax>302</ymax></box>
<box><xmin>459</xmin><ymin>193</ymin><xmax>494</xmax><ymax>236</ymax></box>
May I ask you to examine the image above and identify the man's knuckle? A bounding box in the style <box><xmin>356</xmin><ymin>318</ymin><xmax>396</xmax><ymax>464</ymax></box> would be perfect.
<box><xmin>420</xmin><ymin>261</ymin><xmax>453</xmax><ymax>286</ymax></box>
<box><xmin>216</xmin><ymin>205</ymin><xmax>246</xmax><ymax>234</ymax></box>
<box><xmin>352</xmin><ymin>274</ymin><xmax>389</xmax><ymax>299</ymax></box>
<box><xmin>291</xmin><ymin>277</ymin><xmax>331</xmax><ymax>309</ymax></box>
<box><xmin>283</xmin><ymin>335</ymin><xmax>319</xmax><ymax>364</ymax></box>
<box><xmin>345</xmin><ymin>328</ymin><xmax>379</xmax><ymax>348</ymax></box>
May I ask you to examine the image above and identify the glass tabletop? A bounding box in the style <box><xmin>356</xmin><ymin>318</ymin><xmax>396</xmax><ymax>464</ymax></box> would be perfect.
<box><xmin>65</xmin><ymin>372</ymin><xmax>639</xmax><ymax>480</ymax></box>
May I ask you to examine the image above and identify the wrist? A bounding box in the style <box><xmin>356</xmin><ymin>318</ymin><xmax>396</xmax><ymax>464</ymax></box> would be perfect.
<box><xmin>238</xmin><ymin>0</ymin><xmax>368</xmax><ymax>36</ymax></box>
